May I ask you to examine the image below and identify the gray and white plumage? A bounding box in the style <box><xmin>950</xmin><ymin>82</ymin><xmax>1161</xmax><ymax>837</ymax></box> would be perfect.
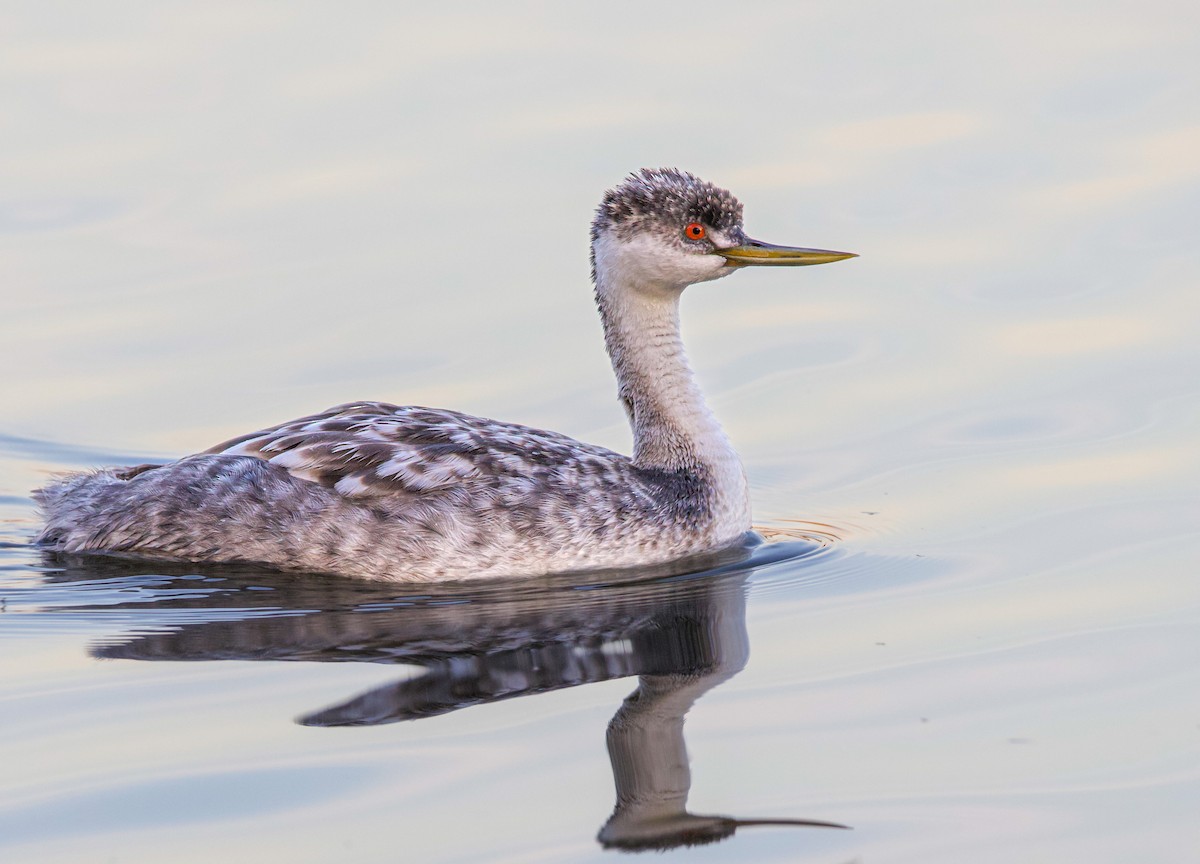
<box><xmin>35</xmin><ymin>168</ymin><xmax>854</xmax><ymax>582</ymax></box>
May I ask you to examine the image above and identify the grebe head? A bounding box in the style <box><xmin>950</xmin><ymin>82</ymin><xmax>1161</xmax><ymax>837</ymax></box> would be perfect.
<box><xmin>591</xmin><ymin>167</ymin><xmax>856</xmax><ymax>295</ymax></box>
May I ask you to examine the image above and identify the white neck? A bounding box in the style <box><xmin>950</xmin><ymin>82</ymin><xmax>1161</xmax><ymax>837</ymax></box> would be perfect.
<box><xmin>592</xmin><ymin>236</ymin><xmax>746</xmax><ymax>489</ymax></box>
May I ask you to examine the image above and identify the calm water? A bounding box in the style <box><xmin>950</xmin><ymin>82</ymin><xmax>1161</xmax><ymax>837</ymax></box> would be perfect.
<box><xmin>3</xmin><ymin>2</ymin><xmax>1200</xmax><ymax>861</ymax></box>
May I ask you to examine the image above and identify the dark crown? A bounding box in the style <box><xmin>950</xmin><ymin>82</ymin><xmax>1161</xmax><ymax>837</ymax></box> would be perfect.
<box><xmin>592</xmin><ymin>168</ymin><xmax>744</xmax><ymax>241</ymax></box>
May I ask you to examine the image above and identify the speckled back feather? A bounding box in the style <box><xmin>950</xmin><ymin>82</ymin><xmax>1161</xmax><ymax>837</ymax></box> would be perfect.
<box><xmin>206</xmin><ymin>401</ymin><xmax>628</xmax><ymax>499</ymax></box>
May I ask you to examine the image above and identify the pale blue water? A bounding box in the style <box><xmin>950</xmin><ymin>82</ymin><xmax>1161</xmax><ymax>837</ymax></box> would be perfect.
<box><xmin>3</xmin><ymin>2</ymin><xmax>1200</xmax><ymax>862</ymax></box>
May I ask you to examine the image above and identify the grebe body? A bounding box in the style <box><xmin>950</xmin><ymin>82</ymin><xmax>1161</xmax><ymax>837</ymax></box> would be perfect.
<box><xmin>35</xmin><ymin>169</ymin><xmax>854</xmax><ymax>581</ymax></box>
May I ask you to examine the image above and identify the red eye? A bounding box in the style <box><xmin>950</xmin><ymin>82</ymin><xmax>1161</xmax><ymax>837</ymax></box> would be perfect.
<box><xmin>684</xmin><ymin>222</ymin><xmax>706</xmax><ymax>240</ymax></box>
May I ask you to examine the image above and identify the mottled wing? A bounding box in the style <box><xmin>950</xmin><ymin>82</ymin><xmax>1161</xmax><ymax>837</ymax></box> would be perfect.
<box><xmin>205</xmin><ymin>401</ymin><xmax>620</xmax><ymax>500</ymax></box>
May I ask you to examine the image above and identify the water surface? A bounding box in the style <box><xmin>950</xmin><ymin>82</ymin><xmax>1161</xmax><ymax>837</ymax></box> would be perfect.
<box><xmin>3</xmin><ymin>2</ymin><xmax>1200</xmax><ymax>861</ymax></box>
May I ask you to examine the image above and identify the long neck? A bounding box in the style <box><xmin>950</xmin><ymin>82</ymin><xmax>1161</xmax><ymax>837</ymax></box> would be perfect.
<box><xmin>594</xmin><ymin>254</ymin><xmax>741</xmax><ymax>478</ymax></box>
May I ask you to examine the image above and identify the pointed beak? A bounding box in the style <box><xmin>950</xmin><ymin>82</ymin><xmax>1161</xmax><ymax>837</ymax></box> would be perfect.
<box><xmin>717</xmin><ymin>238</ymin><xmax>857</xmax><ymax>267</ymax></box>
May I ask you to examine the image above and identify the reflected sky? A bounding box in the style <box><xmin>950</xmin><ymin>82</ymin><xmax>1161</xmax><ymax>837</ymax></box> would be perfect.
<box><xmin>2</xmin><ymin>1</ymin><xmax>1200</xmax><ymax>862</ymax></box>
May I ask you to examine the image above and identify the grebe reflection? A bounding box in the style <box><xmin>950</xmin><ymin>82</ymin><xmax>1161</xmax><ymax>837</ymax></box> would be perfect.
<box><xmin>51</xmin><ymin>543</ymin><xmax>847</xmax><ymax>850</ymax></box>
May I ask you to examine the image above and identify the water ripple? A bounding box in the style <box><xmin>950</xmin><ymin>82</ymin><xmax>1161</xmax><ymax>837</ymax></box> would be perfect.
<box><xmin>0</xmin><ymin>433</ymin><xmax>165</xmax><ymax>469</ymax></box>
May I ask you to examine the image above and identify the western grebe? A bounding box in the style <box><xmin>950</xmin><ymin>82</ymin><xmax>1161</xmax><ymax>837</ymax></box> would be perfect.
<box><xmin>36</xmin><ymin>168</ymin><xmax>855</xmax><ymax>581</ymax></box>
